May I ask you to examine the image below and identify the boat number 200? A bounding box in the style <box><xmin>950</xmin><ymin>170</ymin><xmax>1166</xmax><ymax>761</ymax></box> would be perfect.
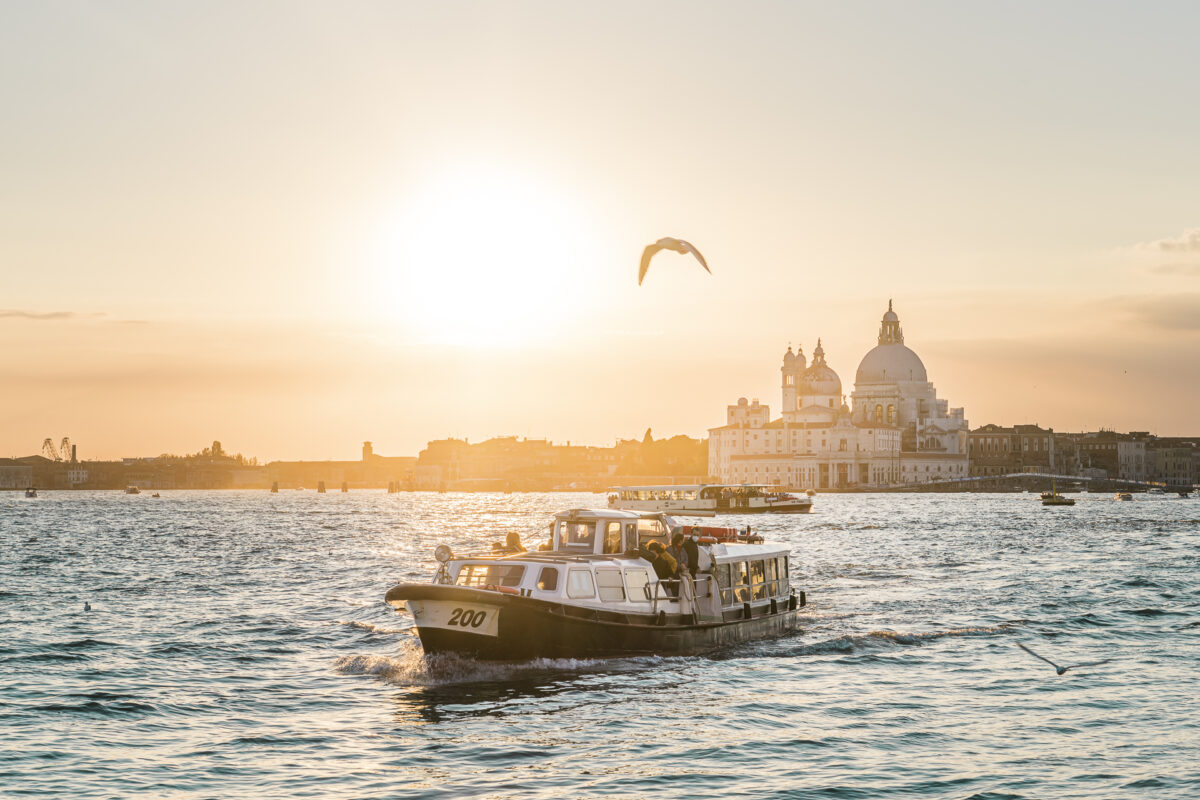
<box><xmin>447</xmin><ymin>608</ymin><xmax>486</xmax><ymax>628</ymax></box>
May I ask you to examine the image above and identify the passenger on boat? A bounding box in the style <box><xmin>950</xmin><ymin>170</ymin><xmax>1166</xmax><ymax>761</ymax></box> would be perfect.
<box><xmin>667</xmin><ymin>532</ymin><xmax>691</xmax><ymax>577</ymax></box>
<box><xmin>643</xmin><ymin>541</ymin><xmax>679</xmax><ymax>597</ymax></box>
<box><xmin>492</xmin><ymin>531</ymin><xmax>525</xmax><ymax>554</ymax></box>
<box><xmin>683</xmin><ymin>530</ymin><xmax>700</xmax><ymax>579</ymax></box>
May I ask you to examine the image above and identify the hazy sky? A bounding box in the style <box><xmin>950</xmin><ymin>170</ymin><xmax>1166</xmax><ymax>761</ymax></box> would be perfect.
<box><xmin>3</xmin><ymin>1</ymin><xmax>1198</xmax><ymax>460</ymax></box>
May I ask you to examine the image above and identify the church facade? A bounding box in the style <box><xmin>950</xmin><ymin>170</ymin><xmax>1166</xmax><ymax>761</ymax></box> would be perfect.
<box><xmin>708</xmin><ymin>302</ymin><xmax>969</xmax><ymax>489</ymax></box>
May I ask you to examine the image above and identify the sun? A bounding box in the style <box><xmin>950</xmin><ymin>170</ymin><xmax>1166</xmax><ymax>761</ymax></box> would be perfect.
<box><xmin>373</xmin><ymin>165</ymin><xmax>589</xmax><ymax>348</ymax></box>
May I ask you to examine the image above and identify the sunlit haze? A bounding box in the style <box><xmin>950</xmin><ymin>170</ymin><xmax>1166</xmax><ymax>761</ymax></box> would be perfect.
<box><xmin>3</xmin><ymin>1</ymin><xmax>1198</xmax><ymax>460</ymax></box>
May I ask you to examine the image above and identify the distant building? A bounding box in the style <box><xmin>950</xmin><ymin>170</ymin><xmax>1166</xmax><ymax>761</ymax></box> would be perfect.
<box><xmin>0</xmin><ymin>459</ymin><xmax>34</xmax><ymax>489</ymax></box>
<box><xmin>709</xmin><ymin>301</ymin><xmax>968</xmax><ymax>489</ymax></box>
<box><xmin>968</xmin><ymin>424</ymin><xmax>1060</xmax><ymax>476</ymax></box>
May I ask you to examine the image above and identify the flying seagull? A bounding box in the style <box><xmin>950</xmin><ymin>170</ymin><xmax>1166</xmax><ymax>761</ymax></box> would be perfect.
<box><xmin>638</xmin><ymin>237</ymin><xmax>710</xmax><ymax>285</ymax></box>
<box><xmin>1017</xmin><ymin>642</ymin><xmax>1111</xmax><ymax>675</ymax></box>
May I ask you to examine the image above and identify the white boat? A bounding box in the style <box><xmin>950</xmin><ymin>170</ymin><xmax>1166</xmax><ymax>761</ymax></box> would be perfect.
<box><xmin>124</xmin><ymin>485</ymin><xmax>141</xmax><ymax>495</ymax></box>
<box><xmin>385</xmin><ymin>508</ymin><xmax>805</xmax><ymax>659</ymax></box>
<box><xmin>24</xmin><ymin>487</ymin><xmax>37</xmax><ymax>498</ymax></box>
<box><xmin>607</xmin><ymin>484</ymin><xmax>813</xmax><ymax>514</ymax></box>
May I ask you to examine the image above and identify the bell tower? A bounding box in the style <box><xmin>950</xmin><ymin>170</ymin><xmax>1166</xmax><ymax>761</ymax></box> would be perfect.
<box><xmin>781</xmin><ymin>344</ymin><xmax>805</xmax><ymax>412</ymax></box>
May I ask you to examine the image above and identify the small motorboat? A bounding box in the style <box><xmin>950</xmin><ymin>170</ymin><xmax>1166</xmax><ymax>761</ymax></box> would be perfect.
<box><xmin>1115</xmin><ymin>492</ymin><xmax>1133</xmax><ymax>501</ymax></box>
<box><xmin>151</xmin><ymin>492</ymin><xmax>161</xmax><ymax>498</ymax></box>
<box><xmin>1040</xmin><ymin>480</ymin><xmax>1075</xmax><ymax>507</ymax></box>
<box><xmin>124</xmin><ymin>485</ymin><xmax>141</xmax><ymax>495</ymax></box>
<box><xmin>24</xmin><ymin>487</ymin><xmax>37</xmax><ymax>498</ymax></box>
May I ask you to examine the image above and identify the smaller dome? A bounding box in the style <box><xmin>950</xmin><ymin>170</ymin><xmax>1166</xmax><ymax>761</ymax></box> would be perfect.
<box><xmin>798</xmin><ymin>364</ymin><xmax>842</xmax><ymax>396</ymax></box>
<box><xmin>782</xmin><ymin>346</ymin><xmax>796</xmax><ymax>365</ymax></box>
<box><xmin>797</xmin><ymin>338</ymin><xmax>841</xmax><ymax>397</ymax></box>
<box><xmin>882</xmin><ymin>299</ymin><xmax>898</xmax><ymax>322</ymax></box>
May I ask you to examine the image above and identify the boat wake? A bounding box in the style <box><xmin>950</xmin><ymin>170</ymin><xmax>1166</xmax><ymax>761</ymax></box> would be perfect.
<box><xmin>752</xmin><ymin>623</ymin><xmax>1020</xmax><ymax>658</ymax></box>
<box><xmin>333</xmin><ymin>640</ymin><xmax>676</xmax><ymax>687</ymax></box>
<box><xmin>334</xmin><ymin>619</ymin><xmax>412</xmax><ymax>635</ymax></box>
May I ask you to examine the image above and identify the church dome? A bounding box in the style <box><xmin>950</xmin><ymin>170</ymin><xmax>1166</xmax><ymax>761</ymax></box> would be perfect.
<box><xmin>798</xmin><ymin>338</ymin><xmax>841</xmax><ymax>396</ymax></box>
<box><xmin>856</xmin><ymin>301</ymin><xmax>927</xmax><ymax>383</ymax></box>
<box><xmin>782</xmin><ymin>346</ymin><xmax>796</xmax><ymax>366</ymax></box>
<box><xmin>856</xmin><ymin>343</ymin><xmax>927</xmax><ymax>384</ymax></box>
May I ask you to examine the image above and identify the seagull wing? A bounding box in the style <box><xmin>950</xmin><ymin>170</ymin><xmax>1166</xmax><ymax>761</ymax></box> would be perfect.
<box><xmin>1017</xmin><ymin>643</ymin><xmax>1063</xmax><ymax>671</ymax></box>
<box><xmin>1065</xmin><ymin>659</ymin><xmax>1113</xmax><ymax>671</ymax></box>
<box><xmin>638</xmin><ymin>242</ymin><xmax>664</xmax><ymax>285</ymax></box>
<box><xmin>676</xmin><ymin>239</ymin><xmax>711</xmax><ymax>274</ymax></box>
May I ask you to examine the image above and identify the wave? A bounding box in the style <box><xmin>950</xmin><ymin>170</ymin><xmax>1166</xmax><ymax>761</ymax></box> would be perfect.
<box><xmin>774</xmin><ymin>623</ymin><xmax>1018</xmax><ymax>657</ymax></box>
<box><xmin>334</xmin><ymin>619</ymin><xmax>411</xmax><ymax>635</ymax></box>
<box><xmin>32</xmin><ymin>700</ymin><xmax>157</xmax><ymax>717</ymax></box>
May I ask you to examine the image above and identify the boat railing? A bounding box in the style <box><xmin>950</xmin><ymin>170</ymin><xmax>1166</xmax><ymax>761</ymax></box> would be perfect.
<box><xmin>649</xmin><ymin>574</ymin><xmax>715</xmax><ymax>615</ymax></box>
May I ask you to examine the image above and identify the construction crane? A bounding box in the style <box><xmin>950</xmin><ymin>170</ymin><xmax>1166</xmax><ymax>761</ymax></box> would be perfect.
<box><xmin>41</xmin><ymin>437</ymin><xmax>74</xmax><ymax>462</ymax></box>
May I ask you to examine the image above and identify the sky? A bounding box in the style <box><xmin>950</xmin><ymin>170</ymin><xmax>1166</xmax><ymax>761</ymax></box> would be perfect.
<box><xmin>2</xmin><ymin>1</ymin><xmax>1198</xmax><ymax>461</ymax></box>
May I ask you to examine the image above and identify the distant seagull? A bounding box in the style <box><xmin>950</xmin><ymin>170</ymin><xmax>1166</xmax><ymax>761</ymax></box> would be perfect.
<box><xmin>84</xmin><ymin>602</ymin><xmax>91</xmax><ymax>612</ymax></box>
<box><xmin>638</xmin><ymin>237</ymin><xmax>710</xmax><ymax>285</ymax></box>
<box><xmin>1017</xmin><ymin>642</ymin><xmax>1111</xmax><ymax>675</ymax></box>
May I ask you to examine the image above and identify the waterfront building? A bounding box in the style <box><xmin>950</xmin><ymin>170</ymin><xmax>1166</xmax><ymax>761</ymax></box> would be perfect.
<box><xmin>709</xmin><ymin>302</ymin><xmax>968</xmax><ymax>489</ymax></box>
<box><xmin>0</xmin><ymin>459</ymin><xmax>34</xmax><ymax>489</ymax></box>
<box><xmin>968</xmin><ymin>424</ymin><xmax>1061</xmax><ymax>476</ymax></box>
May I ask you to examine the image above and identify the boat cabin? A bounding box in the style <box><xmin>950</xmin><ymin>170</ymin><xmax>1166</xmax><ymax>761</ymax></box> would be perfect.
<box><xmin>434</xmin><ymin>508</ymin><xmax>794</xmax><ymax>623</ymax></box>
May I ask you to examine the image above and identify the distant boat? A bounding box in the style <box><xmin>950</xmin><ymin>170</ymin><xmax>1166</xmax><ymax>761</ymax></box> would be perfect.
<box><xmin>608</xmin><ymin>484</ymin><xmax>813</xmax><ymax>514</ymax></box>
<box><xmin>1178</xmin><ymin>490</ymin><xmax>1192</xmax><ymax>498</ymax></box>
<box><xmin>24</xmin><ymin>487</ymin><xmax>37</xmax><ymax>498</ymax></box>
<box><xmin>1041</xmin><ymin>480</ymin><xmax>1075</xmax><ymax>507</ymax></box>
<box><xmin>1115</xmin><ymin>492</ymin><xmax>1133</xmax><ymax>501</ymax></box>
<box><xmin>124</xmin><ymin>485</ymin><xmax>141</xmax><ymax>495</ymax></box>
<box><xmin>1147</xmin><ymin>487</ymin><xmax>1164</xmax><ymax>495</ymax></box>
<box><xmin>151</xmin><ymin>492</ymin><xmax>161</xmax><ymax>498</ymax></box>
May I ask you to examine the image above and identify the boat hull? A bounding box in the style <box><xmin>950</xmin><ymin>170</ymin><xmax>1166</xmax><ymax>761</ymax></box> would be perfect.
<box><xmin>387</xmin><ymin>584</ymin><xmax>802</xmax><ymax>660</ymax></box>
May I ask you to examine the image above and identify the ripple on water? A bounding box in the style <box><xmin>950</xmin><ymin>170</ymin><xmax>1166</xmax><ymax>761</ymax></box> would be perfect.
<box><xmin>1</xmin><ymin>491</ymin><xmax>1197</xmax><ymax>799</ymax></box>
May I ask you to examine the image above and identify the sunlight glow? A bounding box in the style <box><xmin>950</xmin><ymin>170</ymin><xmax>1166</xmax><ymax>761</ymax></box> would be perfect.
<box><xmin>375</xmin><ymin>165</ymin><xmax>587</xmax><ymax>348</ymax></box>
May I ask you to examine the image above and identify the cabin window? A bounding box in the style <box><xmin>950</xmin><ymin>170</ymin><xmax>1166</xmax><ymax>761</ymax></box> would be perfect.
<box><xmin>596</xmin><ymin>568</ymin><xmax>626</xmax><ymax>602</ymax></box>
<box><xmin>623</xmin><ymin>523</ymin><xmax>638</xmax><ymax>552</ymax></box>
<box><xmin>558</xmin><ymin>521</ymin><xmax>595</xmax><ymax>551</ymax></box>
<box><xmin>765</xmin><ymin>558</ymin><xmax>779</xmax><ymax>596</ymax></box>
<box><xmin>566</xmin><ymin>569</ymin><xmax>596</xmax><ymax>599</ymax></box>
<box><xmin>750</xmin><ymin>560</ymin><xmax>767</xmax><ymax>600</ymax></box>
<box><xmin>716</xmin><ymin>563</ymin><xmax>733</xmax><ymax>604</ymax></box>
<box><xmin>637</xmin><ymin>519</ymin><xmax>668</xmax><ymax>548</ymax></box>
<box><xmin>625</xmin><ymin>569</ymin><xmax>650</xmax><ymax>603</ymax></box>
<box><xmin>734</xmin><ymin>561</ymin><xmax>751</xmax><ymax>603</ymax></box>
<box><xmin>779</xmin><ymin>556</ymin><xmax>790</xmax><ymax>591</ymax></box>
<box><xmin>456</xmin><ymin>564</ymin><xmax>526</xmax><ymax>588</ymax></box>
<box><xmin>602</xmin><ymin>521</ymin><xmax>623</xmax><ymax>554</ymax></box>
<box><xmin>537</xmin><ymin>567</ymin><xmax>559</xmax><ymax>592</ymax></box>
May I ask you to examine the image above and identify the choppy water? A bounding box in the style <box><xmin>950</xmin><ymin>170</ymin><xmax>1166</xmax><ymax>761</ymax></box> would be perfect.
<box><xmin>2</xmin><ymin>491</ymin><xmax>1198</xmax><ymax>799</ymax></box>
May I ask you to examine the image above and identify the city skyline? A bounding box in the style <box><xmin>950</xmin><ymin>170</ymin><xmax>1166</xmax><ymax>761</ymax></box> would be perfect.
<box><xmin>3</xmin><ymin>2</ymin><xmax>1199</xmax><ymax>461</ymax></box>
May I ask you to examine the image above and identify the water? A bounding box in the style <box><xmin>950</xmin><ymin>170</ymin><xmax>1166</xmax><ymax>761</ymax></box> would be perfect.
<box><xmin>2</xmin><ymin>491</ymin><xmax>1198</xmax><ymax>799</ymax></box>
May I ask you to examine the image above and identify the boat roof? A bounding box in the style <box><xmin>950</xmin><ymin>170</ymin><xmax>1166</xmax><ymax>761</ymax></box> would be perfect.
<box><xmin>608</xmin><ymin>483</ymin><xmax>774</xmax><ymax>491</ymax></box>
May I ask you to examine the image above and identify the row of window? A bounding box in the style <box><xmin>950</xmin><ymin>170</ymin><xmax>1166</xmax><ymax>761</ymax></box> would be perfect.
<box><xmin>715</xmin><ymin>556</ymin><xmax>790</xmax><ymax>604</ymax></box>
<box><xmin>557</xmin><ymin>518</ymin><xmax>668</xmax><ymax>553</ymax></box>
<box><xmin>455</xmin><ymin>559</ymin><xmax>791</xmax><ymax>608</ymax></box>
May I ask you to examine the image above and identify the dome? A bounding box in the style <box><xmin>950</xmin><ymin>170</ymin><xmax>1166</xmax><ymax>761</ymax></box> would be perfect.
<box><xmin>856</xmin><ymin>343</ymin><xmax>927</xmax><ymax>384</ymax></box>
<box><xmin>797</xmin><ymin>337</ymin><xmax>841</xmax><ymax>396</ymax></box>
<box><xmin>798</xmin><ymin>363</ymin><xmax>842</xmax><ymax>395</ymax></box>
<box><xmin>881</xmin><ymin>298</ymin><xmax>899</xmax><ymax>323</ymax></box>
<box><xmin>782</xmin><ymin>346</ymin><xmax>796</xmax><ymax>365</ymax></box>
